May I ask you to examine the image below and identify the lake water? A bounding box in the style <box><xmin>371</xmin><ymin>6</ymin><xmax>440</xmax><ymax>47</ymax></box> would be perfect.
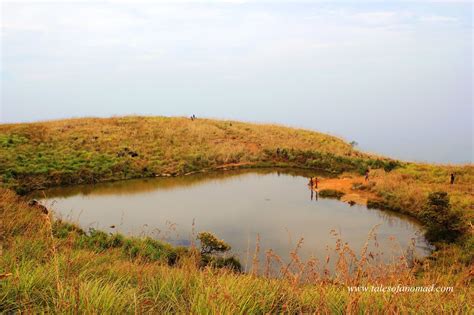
<box><xmin>38</xmin><ymin>169</ymin><xmax>431</xmax><ymax>271</ymax></box>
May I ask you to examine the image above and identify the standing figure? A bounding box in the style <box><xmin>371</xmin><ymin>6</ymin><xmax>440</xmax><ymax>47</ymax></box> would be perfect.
<box><xmin>365</xmin><ymin>169</ymin><xmax>370</xmax><ymax>182</ymax></box>
<box><xmin>314</xmin><ymin>177</ymin><xmax>319</xmax><ymax>189</ymax></box>
<box><xmin>450</xmin><ymin>173</ymin><xmax>455</xmax><ymax>185</ymax></box>
<box><xmin>308</xmin><ymin>177</ymin><xmax>314</xmax><ymax>187</ymax></box>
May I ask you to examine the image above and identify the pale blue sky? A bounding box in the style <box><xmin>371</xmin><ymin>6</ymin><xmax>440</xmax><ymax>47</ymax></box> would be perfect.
<box><xmin>1</xmin><ymin>1</ymin><xmax>472</xmax><ymax>163</ymax></box>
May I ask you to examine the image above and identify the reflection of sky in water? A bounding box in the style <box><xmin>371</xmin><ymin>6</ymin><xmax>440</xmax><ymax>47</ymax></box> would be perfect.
<box><xmin>40</xmin><ymin>170</ymin><xmax>431</xmax><ymax>269</ymax></box>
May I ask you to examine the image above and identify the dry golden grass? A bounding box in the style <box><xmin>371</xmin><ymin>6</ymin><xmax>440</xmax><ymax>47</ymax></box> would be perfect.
<box><xmin>1</xmin><ymin>189</ymin><xmax>472</xmax><ymax>314</ymax></box>
<box><xmin>369</xmin><ymin>164</ymin><xmax>474</xmax><ymax>220</ymax></box>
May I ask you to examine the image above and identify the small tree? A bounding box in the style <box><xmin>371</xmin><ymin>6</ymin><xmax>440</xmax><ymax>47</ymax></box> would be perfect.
<box><xmin>197</xmin><ymin>232</ymin><xmax>241</xmax><ymax>272</ymax></box>
<box><xmin>197</xmin><ymin>232</ymin><xmax>231</xmax><ymax>255</ymax></box>
<box><xmin>419</xmin><ymin>192</ymin><xmax>467</xmax><ymax>243</ymax></box>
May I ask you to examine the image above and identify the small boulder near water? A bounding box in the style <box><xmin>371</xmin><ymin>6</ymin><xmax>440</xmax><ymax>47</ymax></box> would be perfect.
<box><xmin>28</xmin><ymin>199</ymin><xmax>49</xmax><ymax>215</ymax></box>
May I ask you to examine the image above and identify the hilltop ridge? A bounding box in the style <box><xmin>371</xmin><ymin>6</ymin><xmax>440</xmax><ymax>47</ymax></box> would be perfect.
<box><xmin>0</xmin><ymin>116</ymin><xmax>385</xmax><ymax>192</ymax></box>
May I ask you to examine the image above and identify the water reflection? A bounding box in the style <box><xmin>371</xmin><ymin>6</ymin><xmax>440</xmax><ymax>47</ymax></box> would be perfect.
<box><xmin>34</xmin><ymin>168</ymin><xmax>332</xmax><ymax>199</ymax></box>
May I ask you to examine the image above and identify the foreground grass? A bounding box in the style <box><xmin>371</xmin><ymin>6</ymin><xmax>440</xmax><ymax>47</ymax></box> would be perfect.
<box><xmin>1</xmin><ymin>189</ymin><xmax>471</xmax><ymax>313</ymax></box>
<box><xmin>0</xmin><ymin>116</ymin><xmax>473</xmax><ymax>313</ymax></box>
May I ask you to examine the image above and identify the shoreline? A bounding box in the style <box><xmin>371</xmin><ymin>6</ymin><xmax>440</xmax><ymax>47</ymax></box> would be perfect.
<box><xmin>312</xmin><ymin>175</ymin><xmax>377</xmax><ymax>206</ymax></box>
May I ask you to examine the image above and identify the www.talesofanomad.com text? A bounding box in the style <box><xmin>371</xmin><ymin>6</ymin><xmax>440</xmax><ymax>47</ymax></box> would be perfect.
<box><xmin>347</xmin><ymin>285</ymin><xmax>453</xmax><ymax>294</ymax></box>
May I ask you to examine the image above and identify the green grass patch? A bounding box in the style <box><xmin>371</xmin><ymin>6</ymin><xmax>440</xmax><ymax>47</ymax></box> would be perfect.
<box><xmin>318</xmin><ymin>189</ymin><xmax>345</xmax><ymax>199</ymax></box>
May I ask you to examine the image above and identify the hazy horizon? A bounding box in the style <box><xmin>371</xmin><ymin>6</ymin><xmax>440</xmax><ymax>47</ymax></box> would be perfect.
<box><xmin>1</xmin><ymin>1</ymin><xmax>472</xmax><ymax>163</ymax></box>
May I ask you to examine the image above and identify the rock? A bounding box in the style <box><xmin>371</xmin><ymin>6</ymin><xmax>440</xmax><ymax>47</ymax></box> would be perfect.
<box><xmin>116</xmin><ymin>148</ymin><xmax>139</xmax><ymax>158</ymax></box>
<box><xmin>28</xmin><ymin>199</ymin><xmax>49</xmax><ymax>214</ymax></box>
<box><xmin>28</xmin><ymin>199</ymin><xmax>39</xmax><ymax>206</ymax></box>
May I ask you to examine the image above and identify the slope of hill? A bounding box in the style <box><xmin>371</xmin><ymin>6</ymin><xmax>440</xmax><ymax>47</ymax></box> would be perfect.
<box><xmin>0</xmin><ymin>116</ymin><xmax>381</xmax><ymax>192</ymax></box>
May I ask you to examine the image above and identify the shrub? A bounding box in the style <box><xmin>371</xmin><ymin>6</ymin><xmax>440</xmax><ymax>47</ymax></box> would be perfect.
<box><xmin>383</xmin><ymin>160</ymin><xmax>400</xmax><ymax>172</ymax></box>
<box><xmin>121</xmin><ymin>237</ymin><xmax>185</xmax><ymax>263</ymax></box>
<box><xmin>366</xmin><ymin>199</ymin><xmax>390</xmax><ymax>210</ymax></box>
<box><xmin>319</xmin><ymin>189</ymin><xmax>345</xmax><ymax>199</ymax></box>
<box><xmin>197</xmin><ymin>231</ymin><xmax>241</xmax><ymax>271</ymax></box>
<box><xmin>80</xmin><ymin>229</ymin><xmax>121</xmax><ymax>251</ymax></box>
<box><xmin>201</xmin><ymin>255</ymin><xmax>242</xmax><ymax>272</ymax></box>
<box><xmin>357</xmin><ymin>165</ymin><xmax>369</xmax><ymax>176</ymax></box>
<box><xmin>197</xmin><ymin>232</ymin><xmax>231</xmax><ymax>255</ymax></box>
<box><xmin>419</xmin><ymin>192</ymin><xmax>468</xmax><ymax>243</ymax></box>
<box><xmin>52</xmin><ymin>220</ymin><xmax>84</xmax><ymax>238</ymax></box>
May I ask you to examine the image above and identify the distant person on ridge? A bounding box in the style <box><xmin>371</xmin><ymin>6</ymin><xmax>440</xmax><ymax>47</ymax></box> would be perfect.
<box><xmin>365</xmin><ymin>169</ymin><xmax>370</xmax><ymax>182</ymax></box>
<box><xmin>450</xmin><ymin>173</ymin><xmax>455</xmax><ymax>185</ymax></box>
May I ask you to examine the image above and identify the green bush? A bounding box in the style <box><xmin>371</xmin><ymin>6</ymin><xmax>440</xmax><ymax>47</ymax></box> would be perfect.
<box><xmin>419</xmin><ymin>192</ymin><xmax>467</xmax><ymax>243</ymax></box>
<box><xmin>79</xmin><ymin>229</ymin><xmax>123</xmax><ymax>251</ymax></box>
<box><xmin>383</xmin><ymin>160</ymin><xmax>400</xmax><ymax>172</ymax></box>
<box><xmin>52</xmin><ymin>220</ymin><xmax>84</xmax><ymax>238</ymax></box>
<box><xmin>197</xmin><ymin>231</ymin><xmax>241</xmax><ymax>272</ymax></box>
<box><xmin>366</xmin><ymin>199</ymin><xmax>390</xmax><ymax>210</ymax></box>
<box><xmin>197</xmin><ymin>232</ymin><xmax>231</xmax><ymax>255</ymax></box>
<box><xmin>319</xmin><ymin>189</ymin><xmax>345</xmax><ymax>199</ymax></box>
<box><xmin>52</xmin><ymin>222</ymin><xmax>239</xmax><ymax>269</ymax></box>
<box><xmin>121</xmin><ymin>237</ymin><xmax>186</xmax><ymax>264</ymax></box>
<box><xmin>201</xmin><ymin>255</ymin><xmax>242</xmax><ymax>272</ymax></box>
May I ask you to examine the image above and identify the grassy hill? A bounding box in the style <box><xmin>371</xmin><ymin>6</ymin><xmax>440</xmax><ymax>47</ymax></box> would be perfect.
<box><xmin>0</xmin><ymin>116</ymin><xmax>366</xmax><ymax>192</ymax></box>
<box><xmin>0</xmin><ymin>116</ymin><xmax>472</xmax><ymax>313</ymax></box>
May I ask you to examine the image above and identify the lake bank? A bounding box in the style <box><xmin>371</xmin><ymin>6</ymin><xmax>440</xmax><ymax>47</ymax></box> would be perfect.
<box><xmin>36</xmin><ymin>169</ymin><xmax>431</xmax><ymax>270</ymax></box>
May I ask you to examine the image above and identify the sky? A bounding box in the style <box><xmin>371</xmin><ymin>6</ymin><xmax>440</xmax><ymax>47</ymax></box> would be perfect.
<box><xmin>1</xmin><ymin>1</ymin><xmax>472</xmax><ymax>163</ymax></box>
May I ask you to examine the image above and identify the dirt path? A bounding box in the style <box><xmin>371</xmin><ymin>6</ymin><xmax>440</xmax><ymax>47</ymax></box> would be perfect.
<box><xmin>313</xmin><ymin>175</ymin><xmax>377</xmax><ymax>206</ymax></box>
